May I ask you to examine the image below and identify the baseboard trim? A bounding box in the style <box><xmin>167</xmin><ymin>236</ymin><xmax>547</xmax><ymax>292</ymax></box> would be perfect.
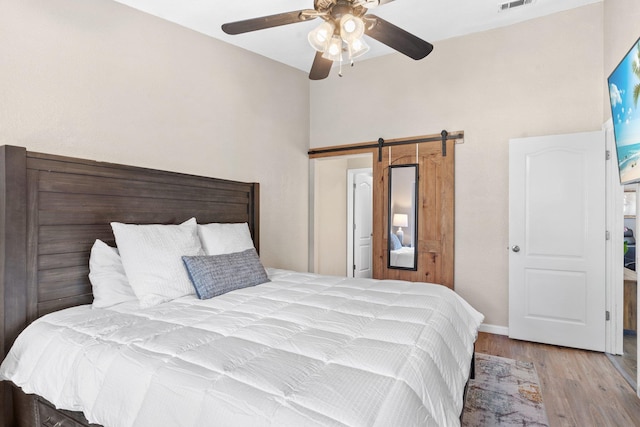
<box><xmin>479</xmin><ymin>324</ymin><xmax>509</xmax><ymax>336</ymax></box>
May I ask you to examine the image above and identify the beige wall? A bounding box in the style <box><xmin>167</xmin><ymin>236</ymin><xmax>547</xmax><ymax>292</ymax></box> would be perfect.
<box><xmin>310</xmin><ymin>4</ymin><xmax>605</xmax><ymax>327</ymax></box>
<box><xmin>604</xmin><ymin>0</ymin><xmax>640</xmax><ymax>120</ymax></box>
<box><xmin>1</xmin><ymin>0</ymin><xmax>310</xmax><ymax>271</ymax></box>
<box><xmin>314</xmin><ymin>158</ymin><xmax>349</xmax><ymax>276</ymax></box>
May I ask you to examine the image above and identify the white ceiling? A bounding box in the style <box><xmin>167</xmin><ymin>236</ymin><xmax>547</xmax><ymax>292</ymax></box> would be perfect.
<box><xmin>112</xmin><ymin>0</ymin><xmax>601</xmax><ymax>73</ymax></box>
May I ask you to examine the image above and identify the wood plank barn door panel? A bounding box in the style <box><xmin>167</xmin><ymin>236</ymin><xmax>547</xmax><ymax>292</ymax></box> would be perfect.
<box><xmin>373</xmin><ymin>139</ymin><xmax>455</xmax><ymax>287</ymax></box>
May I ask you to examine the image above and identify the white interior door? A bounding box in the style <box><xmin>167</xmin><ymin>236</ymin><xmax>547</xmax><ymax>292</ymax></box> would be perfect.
<box><xmin>509</xmin><ymin>131</ymin><xmax>606</xmax><ymax>351</ymax></box>
<box><xmin>352</xmin><ymin>171</ymin><xmax>372</xmax><ymax>278</ymax></box>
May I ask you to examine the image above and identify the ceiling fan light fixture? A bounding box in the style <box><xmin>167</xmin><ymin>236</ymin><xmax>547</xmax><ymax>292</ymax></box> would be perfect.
<box><xmin>322</xmin><ymin>35</ymin><xmax>343</xmax><ymax>62</ymax></box>
<box><xmin>222</xmin><ymin>0</ymin><xmax>434</xmax><ymax>80</ymax></box>
<box><xmin>340</xmin><ymin>14</ymin><xmax>365</xmax><ymax>42</ymax></box>
<box><xmin>308</xmin><ymin>21</ymin><xmax>335</xmax><ymax>52</ymax></box>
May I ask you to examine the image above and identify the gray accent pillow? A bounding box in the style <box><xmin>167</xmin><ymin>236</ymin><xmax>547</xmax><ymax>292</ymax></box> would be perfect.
<box><xmin>182</xmin><ymin>248</ymin><xmax>270</xmax><ymax>299</ymax></box>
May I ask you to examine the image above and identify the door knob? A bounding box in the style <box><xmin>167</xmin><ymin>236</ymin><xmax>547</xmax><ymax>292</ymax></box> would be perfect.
<box><xmin>512</xmin><ymin>245</ymin><xmax>520</xmax><ymax>253</ymax></box>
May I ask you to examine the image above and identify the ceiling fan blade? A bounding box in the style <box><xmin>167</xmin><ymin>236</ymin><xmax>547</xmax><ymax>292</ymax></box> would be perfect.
<box><xmin>222</xmin><ymin>10</ymin><xmax>316</xmax><ymax>35</ymax></box>
<box><xmin>309</xmin><ymin>52</ymin><xmax>333</xmax><ymax>80</ymax></box>
<box><xmin>364</xmin><ymin>15</ymin><xmax>433</xmax><ymax>60</ymax></box>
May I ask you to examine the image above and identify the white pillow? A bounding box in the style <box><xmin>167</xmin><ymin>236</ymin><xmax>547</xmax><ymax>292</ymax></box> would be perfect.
<box><xmin>111</xmin><ymin>218</ymin><xmax>204</xmax><ymax>307</ymax></box>
<box><xmin>197</xmin><ymin>222</ymin><xmax>255</xmax><ymax>255</ymax></box>
<box><xmin>89</xmin><ymin>239</ymin><xmax>137</xmax><ymax>308</ymax></box>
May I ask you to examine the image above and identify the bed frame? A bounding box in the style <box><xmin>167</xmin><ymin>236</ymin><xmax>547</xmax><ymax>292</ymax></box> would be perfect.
<box><xmin>0</xmin><ymin>146</ymin><xmax>260</xmax><ymax>427</ymax></box>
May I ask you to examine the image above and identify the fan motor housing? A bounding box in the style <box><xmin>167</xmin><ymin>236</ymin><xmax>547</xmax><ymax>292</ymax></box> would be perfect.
<box><xmin>326</xmin><ymin>1</ymin><xmax>367</xmax><ymax>19</ymax></box>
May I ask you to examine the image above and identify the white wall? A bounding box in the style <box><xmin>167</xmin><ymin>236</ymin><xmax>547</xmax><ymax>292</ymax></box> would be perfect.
<box><xmin>0</xmin><ymin>0</ymin><xmax>310</xmax><ymax>271</ymax></box>
<box><xmin>310</xmin><ymin>4</ymin><xmax>605</xmax><ymax>327</ymax></box>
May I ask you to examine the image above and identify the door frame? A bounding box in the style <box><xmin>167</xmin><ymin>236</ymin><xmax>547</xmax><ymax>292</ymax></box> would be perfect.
<box><xmin>347</xmin><ymin>168</ymin><xmax>373</xmax><ymax>277</ymax></box>
<box><xmin>604</xmin><ymin>119</ymin><xmax>625</xmax><ymax>356</ymax></box>
<box><xmin>604</xmin><ymin>119</ymin><xmax>640</xmax><ymax>395</ymax></box>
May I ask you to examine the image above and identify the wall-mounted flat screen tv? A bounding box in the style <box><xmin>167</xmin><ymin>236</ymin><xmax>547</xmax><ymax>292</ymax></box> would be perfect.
<box><xmin>609</xmin><ymin>36</ymin><xmax>640</xmax><ymax>185</ymax></box>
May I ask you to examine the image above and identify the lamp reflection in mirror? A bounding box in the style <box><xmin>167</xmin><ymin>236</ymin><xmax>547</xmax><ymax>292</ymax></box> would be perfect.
<box><xmin>392</xmin><ymin>213</ymin><xmax>408</xmax><ymax>246</ymax></box>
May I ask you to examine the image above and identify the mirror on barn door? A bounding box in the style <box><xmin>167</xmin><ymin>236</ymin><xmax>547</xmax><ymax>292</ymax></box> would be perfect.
<box><xmin>388</xmin><ymin>164</ymin><xmax>418</xmax><ymax>270</ymax></box>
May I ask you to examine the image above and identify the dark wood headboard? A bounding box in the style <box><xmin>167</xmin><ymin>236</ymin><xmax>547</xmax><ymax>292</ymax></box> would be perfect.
<box><xmin>0</xmin><ymin>145</ymin><xmax>259</xmax><ymax>426</ymax></box>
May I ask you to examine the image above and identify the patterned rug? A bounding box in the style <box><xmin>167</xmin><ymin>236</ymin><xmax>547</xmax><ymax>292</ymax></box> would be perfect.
<box><xmin>462</xmin><ymin>353</ymin><xmax>549</xmax><ymax>426</ymax></box>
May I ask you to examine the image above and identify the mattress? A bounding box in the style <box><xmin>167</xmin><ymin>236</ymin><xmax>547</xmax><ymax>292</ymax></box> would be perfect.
<box><xmin>0</xmin><ymin>269</ymin><xmax>483</xmax><ymax>427</ymax></box>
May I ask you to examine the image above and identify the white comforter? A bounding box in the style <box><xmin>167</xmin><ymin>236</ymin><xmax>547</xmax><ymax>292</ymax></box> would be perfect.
<box><xmin>0</xmin><ymin>269</ymin><xmax>483</xmax><ymax>427</ymax></box>
<box><xmin>390</xmin><ymin>247</ymin><xmax>415</xmax><ymax>268</ymax></box>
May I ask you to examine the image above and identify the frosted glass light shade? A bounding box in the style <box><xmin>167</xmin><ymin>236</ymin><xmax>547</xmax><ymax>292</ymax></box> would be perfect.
<box><xmin>308</xmin><ymin>21</ymin><xmax>335</xmax><ymax>52</ymax></box>
<box><xmin>347</xmin><ymin>37</ymin><xmax>370</xmax><ymax>59</ymax></box>
<box><xmin>322</xmin><ymin>36</ymin><xmax>343</xmax><ymax>61</ymax></box>
<box><xmin>340</xmin><ymin>14</ymin><xmax>364</xmax><ymax>42</ymax></box>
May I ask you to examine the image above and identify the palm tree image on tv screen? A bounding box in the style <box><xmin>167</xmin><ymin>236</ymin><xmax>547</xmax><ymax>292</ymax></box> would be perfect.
<box><xmin>609</xmin><ymin>37</ymin><xmax>640</xmax><ymax>185</ymax></box>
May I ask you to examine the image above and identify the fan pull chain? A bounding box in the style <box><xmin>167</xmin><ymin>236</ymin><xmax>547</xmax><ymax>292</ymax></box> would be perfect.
<box><xmin>338</xmin><ymin>55</ymin><xmax>343</xmax><ymax>77</ymax></box>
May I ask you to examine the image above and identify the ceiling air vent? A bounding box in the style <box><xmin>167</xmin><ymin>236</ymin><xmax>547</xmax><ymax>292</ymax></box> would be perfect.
<box><xmin>499</xmin><ymin>0</ymin><xmax>534</xmax><ymax>12</ymax></box>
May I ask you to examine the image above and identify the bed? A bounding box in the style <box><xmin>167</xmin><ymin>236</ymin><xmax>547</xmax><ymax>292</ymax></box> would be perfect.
<box><xmin>389</xmin><ymin>247</ymin><xmax>415</xmax><ymax>269</ymax></box>
<box><xmin>0</xmin><ymin>146</ymin><xmax>483</xmax><ymax>427</ymax></box>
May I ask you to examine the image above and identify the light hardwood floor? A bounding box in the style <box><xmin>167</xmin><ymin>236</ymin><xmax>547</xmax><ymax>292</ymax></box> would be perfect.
<box><xmin>476</xmin><ymin>332</ymin><xmax>640</xmax><ymax>426</ymax></box>
<box><xmin>607</xmin><ymin>334</ymin><xmax>638</xmax><ymax>390</ymax></box>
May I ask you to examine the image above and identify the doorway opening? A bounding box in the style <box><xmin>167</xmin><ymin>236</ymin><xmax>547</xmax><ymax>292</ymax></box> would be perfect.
<box><xmin>310</xmin><ymin>154</ymin><xmax>373</xmax><ymax>276</ymax></box>
<box><xmin>604</xmin><ymin>118</ymin><xmax>638</xmax><ymax>395</ymax></box>
<box><xmin>347</xmin><ymin>168</ymin><xmax>373</xmax><ymax>278</ymax></box>
<box><xmin>608</xmin><ymin>187</ymin><xmax>638</xmax><ymax>389</ymax></box>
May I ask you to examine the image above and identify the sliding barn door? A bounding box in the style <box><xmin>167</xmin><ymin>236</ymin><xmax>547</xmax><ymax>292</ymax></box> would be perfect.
<box><xmin>373</xmin><ymin>140</ymin><xmax>455</xmax><ymax>287</ymax></box>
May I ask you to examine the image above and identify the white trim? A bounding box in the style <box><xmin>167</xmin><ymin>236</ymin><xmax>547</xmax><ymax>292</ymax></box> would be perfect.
<box><xmin>479</xmin><ymin>324</ymin><xmax>509</xmax><ymax>336</ymax></box>
<box><xmin>604</xmin><ymin>119</ymin><xmax>625</xmax><ymax>356</ymax></box>
<box><xmin>637</xmin><ymin>189</ymin><xmax>640</xmax><ymax>398</ymax></box>
<box><xmin>636</xmin><ymin>182</ymin><xmax>640</xmax><ymax>395</ymax></box>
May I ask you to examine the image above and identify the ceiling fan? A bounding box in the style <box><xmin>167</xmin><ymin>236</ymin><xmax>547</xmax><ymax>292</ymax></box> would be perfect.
<box><xmin>221</xmin><ymin>0</ymin><xmax>434</xmax><ymax>80</ymax></box>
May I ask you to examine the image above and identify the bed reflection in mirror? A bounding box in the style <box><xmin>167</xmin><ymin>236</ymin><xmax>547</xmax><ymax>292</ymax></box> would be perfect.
<box><xmin>388</xmin><ymin>164</ymin><xmax>418</xmax><ymax>270</ymax></box>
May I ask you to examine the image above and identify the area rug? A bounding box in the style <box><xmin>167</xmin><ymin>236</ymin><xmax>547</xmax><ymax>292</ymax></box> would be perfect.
<box><xmin>461</xmin><ymin>353</ymin><xmax>549</xmax><ymax>426</ymax></box>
